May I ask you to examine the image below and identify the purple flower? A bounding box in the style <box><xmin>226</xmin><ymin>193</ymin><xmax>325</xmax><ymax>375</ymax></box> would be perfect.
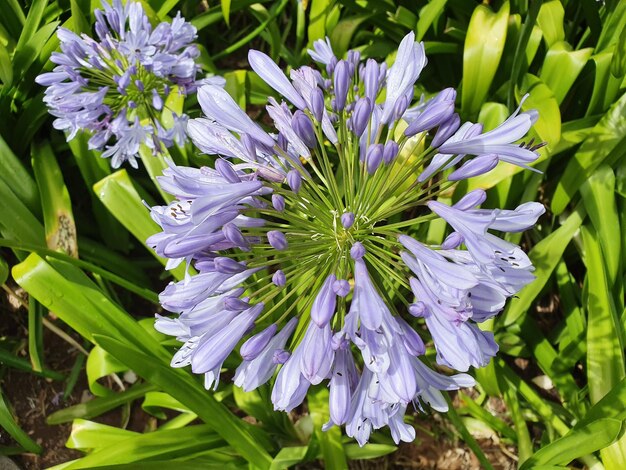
<box><xmin>341</xmin><ymin>212</ymin><xmax>355</xmax><ymax>229</ymax></box>
<box><xmin>148</xmin><ymin>31</ymin><xmax>542</xmax><ymax>447</ymax></box>
<box><xmin>235</xmin><ymin>318</ymin><xmax>298</xmax><ymax>391</ymax></box>
<box><xmin>249</xmin><ymin>50</ymin><xmax>307</xmax><ymax>110</ymax></box>
<box><xmin>381</xmin><ymin>32</ymin><xmax>427</xmax><ymax>125</ymax></box>
<box><xmin>311</xmin><ymin>274</ymin><xmax>338</xmax><ymax>327</ymax></box>
<box><xmin>36</xmin><ymin>0</ymin><xmax>200</xmax><ymax>168</ymax></box>
<box><xmin>307</xmin><ymin>37</ymin><xmax>336</xmax><ymax>66</ymax></box>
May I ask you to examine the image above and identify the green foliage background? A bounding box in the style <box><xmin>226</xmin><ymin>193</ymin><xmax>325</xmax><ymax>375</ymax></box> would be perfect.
<box><xmin>1</xmin><ymin>0</ymin><xmax>626</xmax><ymax>468</ymax></box>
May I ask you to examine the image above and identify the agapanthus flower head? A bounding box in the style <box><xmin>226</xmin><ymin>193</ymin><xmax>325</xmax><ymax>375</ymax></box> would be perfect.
<box><xmin>36</xmin><ymin>0</ymin><xmax>204</xmax><ymax>168</ymax></box>
<box><xmin>150</xmin><ymin>33</ymin><xmax>544</xmax><ymax>445</ymax></box>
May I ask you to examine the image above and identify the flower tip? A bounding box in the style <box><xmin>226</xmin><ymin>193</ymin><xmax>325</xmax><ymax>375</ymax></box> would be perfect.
<box><xmin>350</xmin><ymin>242</ymin><xmax>365</xmax><ymax>260</ymax></box>
<box><xmin>287</xmin><ymin>169</ymin><xmax>302</xmax><ymax>193</ymax></box>
<box><xmin>268</xmin><ymin>230</ymin><xmax>288</xmax><ymax>251</ymax></box>
<box><xmin>332</xmin><ymin>279</ymin><xmax>351</xmax><ymax>297</ymax></box>
<box><xmin>272</xmin><ymin>269</ymin><xmax>286</xmax><ymax>286</ymax></box>
<box><xmin>341</xmin><ymin>212</ymin><xmax>355</xmax><ymax>229</ymax></box>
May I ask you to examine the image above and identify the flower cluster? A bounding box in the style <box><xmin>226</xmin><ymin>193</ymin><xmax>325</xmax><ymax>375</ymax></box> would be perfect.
<box><xmin>150</xmin><ymin>33</ymin><xmax>544</xmax><ymax>445</ymax></box>
<box><xmin>36</xmin><ymin>0</ymin><xmax>204</xmax><ymax>168</ymax></box>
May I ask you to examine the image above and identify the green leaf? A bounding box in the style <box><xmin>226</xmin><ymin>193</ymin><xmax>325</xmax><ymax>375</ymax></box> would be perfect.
<box><xmin>500</xmin><ymin>376</ymin><xmax>533</xmax><ymax>464</ymax></box>
<box><xmin>344</xmin><ymin>443</ymin><xmax>397</xmax><ymax>460</ymax></box>
<box><xmin>93</xmin><ymin>335</ymin><xmax>274</xmax><ymax>468</ymax></box>
<box><xmin>596</xmin><ymin>0</ymin><xmax>626</xmax><ymax>52</ymax></box>
<box><xmin>458</xmin><ymin>392</ymin><xmax>517</xmax><ymax>442</ymax></box>
<box><xmin>461</xmin><ymin>2</ymin><xmax>509</xmax><ymax>118</ymax></box>
<box><xmin>307</xmin><ymin>0</ymin><xmax>332</xmax><ymax>45</ymax></box>
<box><xmin>27</xmin><ymin>297</ymin><xmax>44</xmax><ymax>373</ymax></box>
<box><xmin>66</xmin><ymin>419</ymin><xmax>139</xmax><ymax>451</ymax></box>
<box><xmin>329</xmin><ymin>16</ymin><xmax>367</xmax><ymax>60</ymax></box>
<box><xmin>582</xmin><ymin>224</ymin><xmax>625</xmax><ymax>405</ymax></box>
<box><xmin>572</xmin><ymin>376</ymin><xmax>626</xmax><ymax>468</ymax></box>
<box><xmin>0</xmin><ymin>239</ymin><xmax>157</xmax><ymax>303</ymax></box>
<box><xmin>0</xmin><ymin>133</ymin><xmax>41</xmax><ymax>218</ymax></box>
<box><xmin>575</xmin><ymin>376</ymin><xmax>626</xmax><ymax>429</ymax></box>
<box><xmin>536</xmin><ymin>0</ymin><xmax>564</xmax><ymax>48</ymax></box>
<box><xmin>581</xmin><ymin>165</ymin><xmax>622</xmax><ymax>287</ymax></box>
<box><xmin>415</xmin><ymin>0</ymin><xmax>447</xmax><ymax>42</ymax></box>
<box><xmin>444</xmin><ymin>395</ymin><xmax>495</xmax><ymax>470</ymax></box>
<box><xmin>93</xmin><ymin>170</ymin><xmax>185</xmax><ymax>280</ymax></box>
<box><xmin>519</xmin><ymin>419</ymin><xmax>623</xmax><ymax>469</ymax></box>
<box><xmin>86</xmin><ymin>345</ymin><xmax>127</xmax><ymax>397</ymax></box>
<box><xmin>63</xmin><ymin>425</ymin><xmax>227</xmax><ymax>469</ymax></box>
<box><xmin>269</xmin><ymin>446</ymin><xmax>309</xmax><ymax>470</ymax></box>
<box><xmin>308</xmin><ymin>386</ymin><xmax>347</xmax><ymax>470</ymax></box>
<box><xmin>0</xmin><ymin>347</ymin><xmax>63</xmax><ymax>380</ymax></box>
<box><xmin>586</xmin><ymin>52</ymin><xmax>624</xmax><ymax>116</ymax></box>
<box><xmin>12</xmin><ymin>21</ymin><xmax>60</xmax><ymax>82</ymax></box>
<box><xmin>0</xmin><ymin>178</ymin><xmax>44</xmax><ymax>257</ymax></box>
<box><xmin>13</xmin><ymin>0</ymin><xmax>48</xmax><ymax>59</ymax></box>
<box><xmin>518</xmin><ymin>73</ymin><xmax>561</xmax><ymax>150</ymax></box>
<box><xmin>610</xmin><ymin>21</ymin><xmax>626</xmax><ymax>77</ymax></box>
<box><xmin>12</xmin><ymin>253</ymin><xmax>163</xmax><ymax>350</ymax></box>
<box><xmin>552</xmin><ymin>92</ymin><xmax>626</xmax><ymax>215</ymax></box>
<box><xmin>477</xmin><ymin>102</ymin><xmax>509</xmax><ymax>132</ymax></box>
<box><xmin>540</xmin><ymin>42</ymin><xmax>593</xmax><ymax>105</ymax></box>
<box><xmin>70</xmin><ymin>0</ymin><xmax>91</xmax><ymax>34</ymax></box>
<box><xmin>66</xmin><ymin>134</ymin><xmax>128</xmax><ymax>252</ymax></box>
<box><xmin>32</xmin><ymin>140</ymin><xmax>78</xmax><ymax>257</ymax></box>
<box><xmin>221</xmin><ymin>0</ymin><xmax>231</xmax><ymax>26</ymax></box>
<box><xmin>503</xmin><ymin>204</ymin><xmax>586</xmax><ymax>326</ymax></box>
<box><xmin>47</xmin><ymin>383</ymin><xmax>156</xmax><ymax>425</ymax></box>
<box><xmin>507</xmin><ymin>2</ymin><xmax>541</xmax><ymax>110</ymax></box>
<box><xmin>0</xmin><ymin>255</ymin><xmax>7</xmax><ymax>284</ymax></box>
<box><xmin>0</xmin><ymin>41</ymin><xmax>13</xmax><ymax>86</ymax></box>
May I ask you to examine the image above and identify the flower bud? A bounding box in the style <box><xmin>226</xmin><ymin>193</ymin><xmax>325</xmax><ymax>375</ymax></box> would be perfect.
<box><xmin>366</xmin><ymin>144</ymin><xmax>384</xmax><ymax>175</ymax></box>
<box><xmin>292</xmin><ymin>110</ymin><xmax>316</xmax><ymax>148</ymax></box>
<box><xmin>273</xmin><ymin>349</ymin><xmax>290</xmax><ymax>364</ymax></box>
<box><xmin>240</xmin><ymin>324</ymin><xmax>277</xmax><ymax>361</ymax></box>
<box><xmin>383</xmin><ymin>141</ymin><xmax>399</xmax><ymax>164</ymax></box>
<box><xmin>311</xmin><ymin>274</ymin><xmax>338</xmax><ymax>327</ymax></box>
<box><xmin>268</xmin><ymin>231</ymin><xmax>288</xmax><ymax>250</ymax></box>
<box><xmin>453</xmin><ymin>189</ymin><xmax>486</xmax><ymax>211</ymax></box>
<box><xmin>404</xmin><ymin>88</ymin><xmax>456</xmax><ymax>136</ymax></box>
<box><xmin>152</xmin><ymin>88</ymin><xmax>163</xmax><ymax>110</ymax></box>
<box><xmin>224</xmin><ymin>297</ymin><xmax>251</xmax><ymax>311</ymax></box>
<box><xmin>351</xmin><ymin>97</ymin><xmax>372</xmax><ymax>136</ymax></box>
<box><xmin>431</xmin><ymin>113</ymin><xmax>460</xmax><ymax>148</ymax></box>
<box><xmin>448</xmin><ymin>154</ymin><xmax>499</xmax><ymax>181</ymax></box>
<box><xmin>287</xmin><ymin>169</ymin><xmax>302</xmax><ymax>193</ymax></box>
<box><xmin>350</xmin><ymin>241</ymin><xmax>365</xmax><ymax>260</ymax></box>
<box><xmin>272</xmin><ymin>269</ymin><xmax>286</xmax><ymax>286</ymax></box>
<box><xmin>240</xmin><ymin>133</ymin><xmax>257</xmax><ymax>160</ymax></box>
<box><xmin>408</xmin><ymin>302</ymin><xmax>427</xmax><ymax>317</ymax></box>
<box><xmin>341</xmin><ymin>212</ymin><xmax>355</xmax><ymax>229</ymax></box>
<box><xmin>214</xmin><ymin>257</ymin><xmax>246</xmax><ymax>274</ymax></box>
<box><xmin>222</xmin><ymin>223</ymin><xmax>248</xmax><ymax>249</ymax></box>
<box><xmin>363</xmin><ymin>59</ymin><xmax>380</xmax><ymax>103</ymax></box>
<box><xmin>215</xmin><ymin>158</ymin><xmax>241</xmax><ymax>183</ymax></box>
<box><xmin>333</xmin><ymin>60</ymin><xmax>350</xmax><ymax>112</ymax></box>
<box><xmin>441</xmin><ymin>232</ymin><xmax>464</xmax><ymax>250</ymax></box>
<box><xmin>272</xmin><ymin>194</ymin><xmax>285</xmax><ymax>212</ymax></box>
<box><xmin>332</xmin><ymin>279</ymin><xmax>351</xmax><ymax>297</ymax></box>
<box><xmin>310</xmin><ymin>88</ymin><xmax>325</xmax><ymax>121</ymax></box>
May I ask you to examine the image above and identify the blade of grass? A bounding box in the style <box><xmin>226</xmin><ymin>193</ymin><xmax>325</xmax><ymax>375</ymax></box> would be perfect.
<box><xmin>93</xmin><ymin>170</ymin><xmax>186</xmax><ymax>281</ymax></box>
<box><xmin>48</xmin><ymin>383</ymin><xmax>156</xmax><ymax>424</ymax></box>
<box><xmin>0</xmin><ymin>390</ymin><xmax>41</xmax><ymax>453</ymax></box>
<box><xmin>32</xmin><ymin>140</ymin><xmax>78</xmax><ymax>257</ymax></box>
